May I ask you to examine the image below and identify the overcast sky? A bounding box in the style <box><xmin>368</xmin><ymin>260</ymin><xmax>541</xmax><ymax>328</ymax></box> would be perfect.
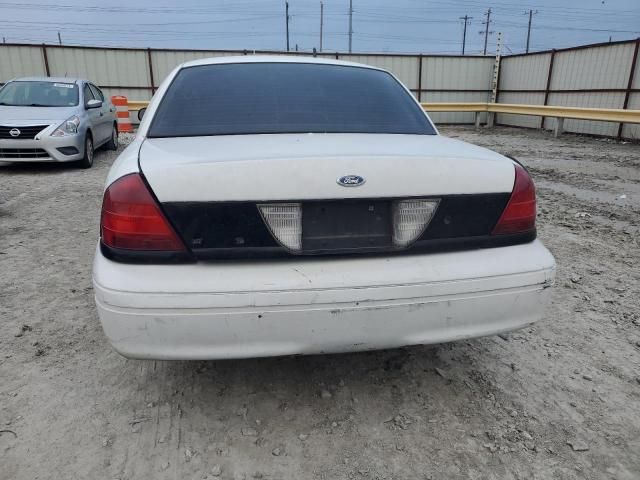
<box><xmin>0</xmin><ymin>0</ymin><xmax>639</xmax><ymax>54</ymax></box>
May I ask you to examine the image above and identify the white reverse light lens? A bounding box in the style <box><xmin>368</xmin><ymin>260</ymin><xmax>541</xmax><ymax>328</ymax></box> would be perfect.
<box><xmin>258</xmin><ymin>203</ymin><xmax>303</xmax><ymax>252</ymax></box>
<box><xmin>392</xmin><ymin>199</ymin><xmax>439</xmax><ymax>247</ymax></box>
<box><xmin>51</xmin><ymin>115</ymin><xmax>80</xmax><ymax>137</ymax></box>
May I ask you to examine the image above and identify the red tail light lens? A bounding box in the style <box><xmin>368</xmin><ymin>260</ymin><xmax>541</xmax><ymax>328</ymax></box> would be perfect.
<box><xmin>101</xmin><ymin>173</ymin><xmax>186</xmax><ymax>251</ymax></box>
<box><xmin>492</xmin><ymin>163</ymin><xmax>536</xmax><ymax>235</ymax></box>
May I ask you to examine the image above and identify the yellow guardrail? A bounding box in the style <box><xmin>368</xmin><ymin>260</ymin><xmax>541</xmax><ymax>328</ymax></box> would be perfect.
<box><xmin>487</xmin><ymin>104</ymin><xmax>640</xmax><ymax>123</ymax></box>
<box><xmin>421</xmin><ymin>102</ymin><xmax>640</xmax><ymax>137</ymax></box>
<box><xmin>422</xmin><ymin>102</ymin><xmax>489</xmax><ymax>113</ymax></box>
<box><xmin>421</xmin><ymin>102</ymin><xmax>640</xmax><ymax>124</ymax></box>
<box><xmin>127</xmin><ymin>100</ymin><xmax>149</xmax><ymax>111</ymax></box>
<box><xmin>126</xmin><ymin>100</ymin><xmax>640</xmax><ymax>136</ymax></box>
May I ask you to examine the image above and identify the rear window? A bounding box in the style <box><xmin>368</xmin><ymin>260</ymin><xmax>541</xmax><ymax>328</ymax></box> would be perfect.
<box><xmin>148</xmin><ymin>62</ymin><xmax>435</xmax><ymax>137</ymax></box>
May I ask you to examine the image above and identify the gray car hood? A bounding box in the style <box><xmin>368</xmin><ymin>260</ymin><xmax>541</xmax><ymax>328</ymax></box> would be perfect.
<box><xmin>0</xmin><ymin>105</ymin><xmax>77</xmax><ymax>125</ymax></box>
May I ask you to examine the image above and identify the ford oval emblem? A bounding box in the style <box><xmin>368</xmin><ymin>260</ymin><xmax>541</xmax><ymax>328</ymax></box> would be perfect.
<box><xmin>337</xmin><ymin>175</ymin><xmax>366</xmax><ymax>187</ymax></box>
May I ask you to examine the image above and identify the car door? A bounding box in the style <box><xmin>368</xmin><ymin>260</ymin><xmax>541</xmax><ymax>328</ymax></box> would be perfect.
<box><xmin>88</xmin><ymin>83</ymin><xmax>112</xmax><ymax>143</ymax></box>
<box><xmin>89</xmin><ymin>83</ymin><xmax>112</xmax><ymax>142</ymax></box>
<box><xmin>83</xmin><ymin>83</ymin><xmax>105</xmax><ymax>144</ymax></box>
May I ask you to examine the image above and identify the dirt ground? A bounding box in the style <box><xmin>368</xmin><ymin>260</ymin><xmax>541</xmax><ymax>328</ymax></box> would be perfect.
<box><xmin>1</xmin><ymin>126</ymin><xmax>639</xmax><ymax>480</ymax></box>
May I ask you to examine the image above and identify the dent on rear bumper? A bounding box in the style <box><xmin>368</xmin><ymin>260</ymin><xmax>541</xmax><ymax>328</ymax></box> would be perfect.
<box><xmin>92</xmin><ymin>240</ymin><xmax>556</xmax><ymax>359</ymax></box>
<box><xmin>96</xmin><ymin>285</ymin><xmax>552</xmax><ymax>360</ymax></box>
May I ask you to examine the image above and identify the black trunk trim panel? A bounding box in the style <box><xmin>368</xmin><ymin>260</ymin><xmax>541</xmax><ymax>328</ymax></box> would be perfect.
<box><xmin>164</xmin><ymin>202</ymin><xmax>280</xmax><ymax>250</ymax></box>
<box><xmin>148</xmin><ymin>193</ymin><xmax>520</xmax><ymax>262</ymax></box>
<box><xmin>423</xmin><ymin>193</ymin><xmax>510</xmax><ymax>239</ymax></box>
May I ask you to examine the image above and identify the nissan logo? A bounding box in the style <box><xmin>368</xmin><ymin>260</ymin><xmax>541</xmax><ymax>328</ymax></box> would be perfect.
<box><xmin>9</xmin><ymin>128</ymin><xmax>21</xmax><ymax>137</ymax></box>
<box><xmin>337</xmin><ymin>175</ymin><xmax>366</xmax><ymax>187</ymax></box>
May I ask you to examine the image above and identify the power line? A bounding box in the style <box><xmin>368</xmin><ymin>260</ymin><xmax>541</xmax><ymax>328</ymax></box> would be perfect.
<box><xmin>0</xmin><ymin>1</ymin><xmax>279</xmax><ymax>14</ymax></box>
<box><xmin>1</xmin><ymin>14</ymin><xmax>634</xmax><ymax>32</ymax></box>
<box><xmin>0</xmin><ymin>0</ymin><xmax>637</xmax><ymax>24</ymax></box>
<box><xmin>0</xmin><ymin>1</ymin><xmax>638</xmax><ymax>54</ymax></box>
<box><xmin>0</xmin><ymin>15</ymin><xmax>280</xmax><ymax>28</ymax></box>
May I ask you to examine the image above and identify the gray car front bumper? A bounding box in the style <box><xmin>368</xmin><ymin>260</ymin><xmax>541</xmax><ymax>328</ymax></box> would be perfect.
<box><xmin>0</xmin><ymin>132</ymin><xmax>85</xmax><ymax>162</ymax></box>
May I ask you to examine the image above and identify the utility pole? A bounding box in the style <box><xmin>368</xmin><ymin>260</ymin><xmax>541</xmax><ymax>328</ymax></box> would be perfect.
<box><xmin>525</xmin><ymin>9</ymin><xmax>537</xmax><ymax>53</ymax></box>
<box><xmin>285</xmin><ymin>2</ymin><xmax>290</xmax><ymax>52</ymax></box>
<box><xmin>320</xmin><ymin>1</ymin><xmax>324</xmax><ymax>52</ymax></box>
<box><xmin>459</xmin><ymin>15</ymin><xmax>472</xmax><ymax>55</ymax></box>
<box><xmin>348</xmin><ymin>0</ymin><xmax>353</xmax><ymax>53</ymax></box>
<box><xmin>481</xmin><ymin>8</ymin><xmax>492</xmax><ymax>55</ymax></box>
<box><xmin>57</xmin><ymin>31</ymin><xmax>62</xmax><ymax>45</ymax></box>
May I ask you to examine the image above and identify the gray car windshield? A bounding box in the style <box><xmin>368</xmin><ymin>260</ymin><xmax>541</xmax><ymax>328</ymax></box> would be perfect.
<box><xmin>0</xmin><ymin>81</ymin><xmax>79</xmax><ymax>107</ymax></box>
<box><xmin>148</xmin><ymin>63</ymin><xmax>435</xmax><ymax>137</ymax></box>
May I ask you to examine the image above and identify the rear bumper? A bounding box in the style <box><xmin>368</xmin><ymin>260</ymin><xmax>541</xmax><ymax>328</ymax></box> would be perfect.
<box><xmin>93</xmin><ymin>240</ymin><xmax>556</xmax><ymax>360</ymax></box>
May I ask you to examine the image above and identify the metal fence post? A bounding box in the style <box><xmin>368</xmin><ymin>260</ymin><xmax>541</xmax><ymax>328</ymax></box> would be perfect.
<box><xmin>41</xmin><ymin>44</ymin><xmax>50</xmax><ymax>77</ymax></box>
<box><xmin>147</xmin><ymin>48</ymin><xmax>156</xmax><ymax>95</ymax></box>
<box><xmin>541</xmin><ymin>49</ymin><xmax>556</xmax><ymax>130</ymax></box>
<box><xmin>554</xmin><ymin>117</ymin><xmax>564</xmax><ymax>137</ymax></box>
<box><xmin>494</xmin><ymin>55</ymin><xmax>503</xmax><ymax>104</ymax></box>
<box><xmin>617</xmin><ymin>38</ymin><xmax>640</xmax><ymax>139</ymax></box>
<box><xmin>417</xmin><ymin>54</ymin><xmax>423</xmax><ymax>102</ymax></box>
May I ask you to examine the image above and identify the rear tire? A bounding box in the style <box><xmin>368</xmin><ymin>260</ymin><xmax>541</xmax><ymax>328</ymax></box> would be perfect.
<box><xmin>106</xmin><ymin>124</ymin><xmax>118</xmax><ymax>151</ymax></box>
<box><xmin>77</xmin><ymin>134</ymin><xmax>94</xmax><ymax>169</ymax></box>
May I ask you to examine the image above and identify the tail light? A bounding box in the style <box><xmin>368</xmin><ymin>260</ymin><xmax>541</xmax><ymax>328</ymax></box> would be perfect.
<box><xmin>101</xmin><ymin>173</ymin><xmax>186</xmax><ymax>251</ymax></box>
<box><xmin>492</xmin><ymin>163</ymin><xmax>536</xmax><ymax>235</ymax></box>
<box><xmin>392</xmin><ymin>199</ymin><xmax>439</xmax><ymax>247</ymax></box>
<box><xmin>258</xmin><ymin>203</ymin><xmax>303</xmax><ymax>251</ymax></box>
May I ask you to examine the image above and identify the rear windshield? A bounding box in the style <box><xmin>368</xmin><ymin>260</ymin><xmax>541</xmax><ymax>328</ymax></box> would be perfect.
<box><xmin>148</xmin><ymin>63</ymin><xmax>435</xmax><ymax>137</ymax></box>
<box><xmin>0</xmin><ymin>81</ymin><xmax>79</xmax><ymax>107</ymax></box>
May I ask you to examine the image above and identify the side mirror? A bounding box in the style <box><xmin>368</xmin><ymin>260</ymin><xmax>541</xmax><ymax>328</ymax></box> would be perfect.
<box><xmin>137</xmin><ymin>107</ymin><xmax>147</xmax><ymax>121</ymax></box>
<box><xmin>86</xmin><ymin>99</ymin><xmax>102</xmax><ymax>109</ymax></box>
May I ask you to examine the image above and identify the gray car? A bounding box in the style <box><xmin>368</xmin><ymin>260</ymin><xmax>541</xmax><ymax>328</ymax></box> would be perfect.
<box><xmin>0</xmin><ymin>77</ymin><xmax>118</xmax><ymax>168</ymax></box>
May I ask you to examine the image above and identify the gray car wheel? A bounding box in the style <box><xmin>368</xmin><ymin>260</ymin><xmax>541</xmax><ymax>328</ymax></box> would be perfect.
<box><xmin>106</xmin><ymin>124</ymin><xmax>118</xmax><ymax>151</ymax></box>
<box><xmin>77</xmin><ymin>134</ymin><xmax>94</xmax><ymax>169</ymax></box>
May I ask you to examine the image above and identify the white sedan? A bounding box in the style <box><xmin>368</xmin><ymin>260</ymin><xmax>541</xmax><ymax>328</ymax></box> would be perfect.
<box><xmin>93</xmin><ymin>56</ymin><xmax>555</xmax><ymax>360</ymax></box>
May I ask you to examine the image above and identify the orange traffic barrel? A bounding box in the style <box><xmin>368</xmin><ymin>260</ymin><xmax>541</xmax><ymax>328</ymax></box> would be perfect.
<box><xmin>111</xmin><ymin>95</ymin><xmax>133</xmax><ymax>133</ymax></box>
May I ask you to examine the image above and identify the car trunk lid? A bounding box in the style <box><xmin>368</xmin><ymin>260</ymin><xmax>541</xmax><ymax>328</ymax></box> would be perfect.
<box><xmin>139</xmin><ymin>133</ymin><xmax>514</xmax><ymax>202</ymax></box>
<box><xmin>137</xmin><ymin>133</ymin><xmax>518</xmax><ymax>258</ymax></box>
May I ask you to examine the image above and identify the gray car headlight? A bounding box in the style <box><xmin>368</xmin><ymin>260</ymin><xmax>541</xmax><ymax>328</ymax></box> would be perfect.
<box><xmin>51</xmin><ymin>115</ymin><xmax>80</xmax><ymax>137</ymax></box>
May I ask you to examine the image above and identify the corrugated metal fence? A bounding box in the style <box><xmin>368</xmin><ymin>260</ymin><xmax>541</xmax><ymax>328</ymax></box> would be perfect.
<box><xmin>497</xmin><ymin>40</ymin><xmax>640</xmax><ymax>139</ymax></box>
<box><xmin>1</xmin><ymin>39</ymin><xmax>639</xmax><ymax>138</ymax></box>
